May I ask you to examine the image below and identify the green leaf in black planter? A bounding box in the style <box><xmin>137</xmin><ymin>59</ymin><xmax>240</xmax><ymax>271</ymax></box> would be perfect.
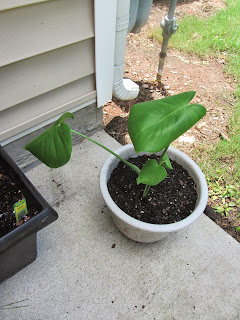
<box><xmin>25</xmin><ymin>113</ymin><xmax>74</xmax><ymax>168</ymax></box>
<box><xmin>128</xmin><ymin>91</ymin><xmax>206</xmax><ymax>153</ymax></box>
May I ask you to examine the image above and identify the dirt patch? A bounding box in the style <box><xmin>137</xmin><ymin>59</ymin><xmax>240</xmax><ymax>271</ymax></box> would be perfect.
<box><xmin>159</xmin><ymin>0</ymin><xmax>226</xmax><ymax>19</ymax></box>
<box><xmin>103</xmin><ymin>0</ymin><xmax>239</xmax><ymax>242</ymax></box>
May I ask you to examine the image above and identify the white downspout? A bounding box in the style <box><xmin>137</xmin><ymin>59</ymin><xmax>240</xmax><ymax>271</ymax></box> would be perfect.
<box><xmin>112</xmin><ymin>0</ymin><xmax>139</xmax><ymax>100</ymax></box>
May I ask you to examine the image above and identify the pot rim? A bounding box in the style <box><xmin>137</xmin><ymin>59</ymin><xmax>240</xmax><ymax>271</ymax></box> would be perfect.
<box><xmin>100</xmin><ymin>144</ymin><xmax>208</xmax><ymax>233</ymax></box>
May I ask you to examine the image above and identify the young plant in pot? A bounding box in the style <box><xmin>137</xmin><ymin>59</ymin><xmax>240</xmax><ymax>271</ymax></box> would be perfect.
<box><xmin>0</xmin><ymin>146</ymin><xmax>58</xmax><ymax>282</ymax></box>
<box><xmin>25</xmin><ymin>91</ymin><xmax>208</xmax><ymax>243</ymax></box>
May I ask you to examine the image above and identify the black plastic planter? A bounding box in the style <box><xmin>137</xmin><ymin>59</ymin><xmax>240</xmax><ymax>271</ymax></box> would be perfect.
<box><xmin>0</xmin><ymin>146</ymin><xmax>58</xmax><ymax>282</ymax></box>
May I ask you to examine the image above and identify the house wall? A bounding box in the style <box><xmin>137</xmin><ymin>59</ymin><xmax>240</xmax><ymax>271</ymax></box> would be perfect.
<box><xmin>0</xmin><ymin>0</ymin><xmax>98</xmax><ymax>146</ymax></box>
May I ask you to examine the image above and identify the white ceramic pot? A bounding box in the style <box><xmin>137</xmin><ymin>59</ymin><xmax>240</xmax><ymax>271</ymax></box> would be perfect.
<box><xmin>100</xmin><ymin>144</ymin><xmax>208</xmax><ymax>243</ymax></box>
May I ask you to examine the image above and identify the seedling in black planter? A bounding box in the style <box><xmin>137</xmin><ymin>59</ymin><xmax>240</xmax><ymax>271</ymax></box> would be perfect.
<box><xmin>25</xmin><ymin>91</ymin><xmax>206</xmax><ymax>197</ymax></box>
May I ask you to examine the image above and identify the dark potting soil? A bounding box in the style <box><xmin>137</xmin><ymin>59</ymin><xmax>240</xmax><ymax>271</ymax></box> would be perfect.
<box><xmin>108</xmin><ymin>155</ymin><xmax>198</xmax><ymax>224</ymax></box>
<box><xmin>0</xmin><ymin>157</ymin><xmax>41</xmax><ymax>238</ymax></box>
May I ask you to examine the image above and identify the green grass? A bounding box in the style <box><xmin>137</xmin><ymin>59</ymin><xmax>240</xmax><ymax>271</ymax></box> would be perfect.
<box><xmin>152</xmin><ymin>0</ymin><xmax>240</xmax><ymax>79</ymax></box>
<box><xmin>172</xmin><ymin>1</ymin><xmax>240</xmax><ymax>80</ymax></box>
<box><xmin>151</xmin><ymin>0</ymin><xmax>240</xmax><ymax>219</ymax></box>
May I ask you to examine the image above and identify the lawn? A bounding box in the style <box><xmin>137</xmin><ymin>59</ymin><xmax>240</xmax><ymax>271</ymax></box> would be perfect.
<box><xmin>151</xmin><ymin>0</ymin><xmax>240</xmax><ymax>229</ymax></box>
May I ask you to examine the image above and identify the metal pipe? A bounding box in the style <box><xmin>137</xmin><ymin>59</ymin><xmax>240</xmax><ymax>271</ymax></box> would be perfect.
<box><xmin>156</xmin><ymin>0</ymin><xmax>178</xmax><ymax>83</ymax></box>
<box><xmin>168</xmin><ymin>0</ymin><xmax>178</xmax><ymax>19</ymax></box>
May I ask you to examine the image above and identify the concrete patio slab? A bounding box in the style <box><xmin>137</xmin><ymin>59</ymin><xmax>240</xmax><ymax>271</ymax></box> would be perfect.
<box><xmin>1</xmin><ymin>130</ymin><xmax>240</xmax><ymax>320</ymax></box>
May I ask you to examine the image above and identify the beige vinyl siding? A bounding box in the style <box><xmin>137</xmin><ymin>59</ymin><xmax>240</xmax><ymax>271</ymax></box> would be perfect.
<box><xmin>0</xmin><ymin>39</ymin><xmax>95</xmax><ymax>111</ymax></box>
<box><xmin>1</xmin><ymin>75</ymin><xmax>96</xmax><ymax>140</ymax></box>
<box><xmin>0</xmin><ymin>0</ymin><xmax>96</xmax><ymax>142</ymax></box>
<box><xmin>0</xmin><ymin>0</ymin><xmax>94</xmax><ymax>66</ymax></box>
<box><xmin>0</xmin><ymin>0</ymin><xmax>48</xmax><ymax>11</ymax></box>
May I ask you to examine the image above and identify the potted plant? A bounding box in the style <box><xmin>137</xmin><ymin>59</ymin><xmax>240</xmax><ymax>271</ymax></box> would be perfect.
<box><xmin>25</xmin><ymin>91</ymin><xmax>208</xmax><ymax>242</ymax></box>
<box><xmin>0</xmin><ymin>146</ymin><xmax>58</xmax><ymax>282</ymax></box>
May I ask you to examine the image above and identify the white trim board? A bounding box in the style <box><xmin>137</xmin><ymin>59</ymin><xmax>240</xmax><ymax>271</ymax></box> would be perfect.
<box><xmin>94</xmin><ymin>0</ymin><xmax>117</xmax><ymax>108</ymax></box>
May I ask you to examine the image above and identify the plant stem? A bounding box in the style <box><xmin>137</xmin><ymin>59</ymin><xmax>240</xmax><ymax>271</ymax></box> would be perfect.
<box><xmin>71</xmin><ymin>130</ymin><xmax>141</xmax><ymax>175</ymax></box>
<box><xmin>158</xmin><ymin>145</ymin><xmax>170</xmax><ymax>165</ymax></box>
<box><xmin>143</xmin><ymin>185</ymin><xmax>151</xmax><ymax>198</ymax></box>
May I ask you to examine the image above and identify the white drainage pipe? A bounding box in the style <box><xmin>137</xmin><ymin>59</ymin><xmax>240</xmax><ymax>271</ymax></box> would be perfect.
<box><xmin>112</xmin><ymin>0</ymin><xmax>139</xmax><ymax>100</ymax></box>
<box><xmin>128</xmin><ymin>0</ymin><xmax>153</xmax><ymax>34</ymax></box>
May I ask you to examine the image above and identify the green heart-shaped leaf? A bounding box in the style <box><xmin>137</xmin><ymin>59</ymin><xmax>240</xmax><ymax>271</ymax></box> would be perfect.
<box><xmin>25</xmin><ymin>112</ymin><xmax>74</xmax><ymax>168</ymax></box>
<box><xmin>128</xmin><ymin>91</ymin><xmax>206</xmax><ymax>153</ymax></box>
<box><xmin>137</xmin><ymin>159</ymin><xmax>167</xmax><ymax>186</ymax></box>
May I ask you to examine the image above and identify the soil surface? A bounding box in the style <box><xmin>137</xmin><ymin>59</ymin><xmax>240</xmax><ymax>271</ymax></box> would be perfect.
<box><xmin>108</xmin><ymin>155</ymin><xmax>197</xmax><ymax>224</ymax></box>
<box><xmin>103</xmin><ymin>0</ymin><xmax>240</xmax><ymax>241</ymax></box>
<box><xmin>0</xmin><ymin>156</ymin><xmax>41</xmax><ymax>238</ymax></box>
